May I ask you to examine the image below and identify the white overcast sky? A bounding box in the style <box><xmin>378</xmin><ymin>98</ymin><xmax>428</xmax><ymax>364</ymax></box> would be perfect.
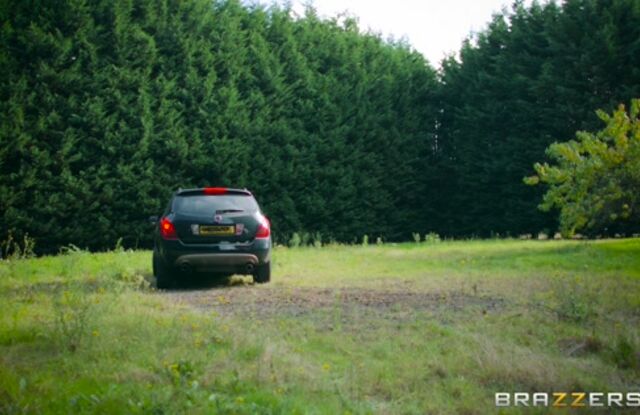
<box><xmin>252</xmin><ymin>0</ymin><xmax>534</xmax><ymax>67</ymax></box>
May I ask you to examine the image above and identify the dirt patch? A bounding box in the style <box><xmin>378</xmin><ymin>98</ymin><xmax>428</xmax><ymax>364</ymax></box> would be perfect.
<box><xmin>558</xmin><ymin>336</ymin><xmax>603</xmax><ymax>357</ymax></box>
<box><xmin>163</xmin><ymin>286</ymin><xmax>505</xmax><ymax>319</ymax></box>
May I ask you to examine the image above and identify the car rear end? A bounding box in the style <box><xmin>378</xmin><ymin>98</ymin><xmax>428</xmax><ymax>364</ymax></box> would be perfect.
<box><xmin>153</xmin><ymin>187</ymin><xmax>271</xmax><ymax>286</ymax></box>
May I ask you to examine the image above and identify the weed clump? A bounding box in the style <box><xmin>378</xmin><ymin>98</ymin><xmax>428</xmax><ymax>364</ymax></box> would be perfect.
<box><xmin>52</xmin><ymin>284</ymin><xmax>98</xmax><ymax>353</ymax></box>
<box><xmin>111</xmin><ymin>269</ymin><xmax>151</xmax><ymax>291</ymax></box>
<box><xmin>556</xmin><ymin>290</ymin><xmax>592</xmax><ymax>323</ymax></box>
<box><xmin>164</xmin><ymin>359</ymin><xmax>197</xmax><ymax>386</ymax></box>
<box><xmin>424</xmin><ymin>232</ymin><xmax>441</xmax><ymax>243</ymax></box>
<box><xmin>550</xmin><ymin>276</ymin><xmax>597</xmax><ymax>323</ymax></box>
<box><xmin>0</xmin><ymin>231</ymin><xmax>35</xmax><ymax>260</ymax></box>
<box><xmin>289</xmin><ymin>232</ymin><xmax>301</xmax><ymax>248</ymax></box>
<box><xmin>313</xmin><ymin>232</ymin><xmax>322</xmax><ymax>248</ymax></box>
<box><xmin>288</xmin><ymin>231</ymin><xmax>323</xmax><ymax>247</ymax></box>
<box><xmin>610</xmin><ymin>336</ymin><xmax>639</xmax><ymax>370</ymax></box>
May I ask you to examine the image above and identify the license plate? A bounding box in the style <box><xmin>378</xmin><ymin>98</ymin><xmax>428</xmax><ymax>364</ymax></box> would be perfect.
<box><xmin>199</xmin><ymin>225</ymin><xmax>235</xmax><ymax>236</ymax></box>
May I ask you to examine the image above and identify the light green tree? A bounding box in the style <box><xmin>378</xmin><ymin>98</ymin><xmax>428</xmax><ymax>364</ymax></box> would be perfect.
<box><xmin>525</xmin><ymin>100</ymin><xmax>640</xmax><ymax>236</ymax></box>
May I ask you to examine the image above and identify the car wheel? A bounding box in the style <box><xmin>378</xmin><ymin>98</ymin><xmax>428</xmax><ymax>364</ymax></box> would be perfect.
<box><xmin>153</xmin><ymin>250</ymin><xmax>174</xmax><ymax>289</ymax></box>
<box><xmin>253</xmin><ymin>262</ymin><xmax>271</xmax><ymax>284</ymax></box>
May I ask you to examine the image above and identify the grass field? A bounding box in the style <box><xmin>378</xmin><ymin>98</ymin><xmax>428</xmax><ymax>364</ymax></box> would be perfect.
<box><xmin>1</xmin><ymin>239</ymin><xmax>639</xmax><ymax>414</ymax></box>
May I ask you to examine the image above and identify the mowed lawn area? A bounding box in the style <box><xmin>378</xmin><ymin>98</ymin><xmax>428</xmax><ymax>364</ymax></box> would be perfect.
<box><xmin>1</xmin><ymin>239</ymin><xmax>639</xmax><ymax>414</ymax></box>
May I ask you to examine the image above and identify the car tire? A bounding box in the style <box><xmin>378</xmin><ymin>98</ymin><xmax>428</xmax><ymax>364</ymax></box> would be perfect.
<box><xmin>253</xmin><ymin>262</ymin><xmax>271</xmax><ymax>284</ymax></box>
<box><xmin>153</xmin><ymin>250</ymin><xmax>174</xmax><ymax>289</ymax></box>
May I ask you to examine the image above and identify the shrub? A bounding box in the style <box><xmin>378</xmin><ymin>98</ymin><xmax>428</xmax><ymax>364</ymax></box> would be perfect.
<box><xmin>526</xmin><ymin>100</ymin><xmax>640</xmax><ymax>236</ymax></box>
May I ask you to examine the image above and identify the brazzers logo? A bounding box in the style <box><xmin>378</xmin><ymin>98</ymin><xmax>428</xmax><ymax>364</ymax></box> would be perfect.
<box><xmin>496</xmin><ymin>392</ymin><xmax>640</xmax><ymax>408</ymax></box>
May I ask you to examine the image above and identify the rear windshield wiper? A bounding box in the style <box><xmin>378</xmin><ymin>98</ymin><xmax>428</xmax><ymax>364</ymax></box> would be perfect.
<box><xmin>215</xmin><ymin>209</ymin><xmax>244</xmax><ymax>214</ymax></box>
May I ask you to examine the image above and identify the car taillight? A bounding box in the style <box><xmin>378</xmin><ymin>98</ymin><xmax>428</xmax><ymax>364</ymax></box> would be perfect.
<box><xmin>255</xmin><ymin>215</ymin><xmax>270</xmax><ymax>239</ymax></box>
<box><xmin>160</xmin><ymin>217</ymin><xmax>178</xmax><ymax>240</ymax></box>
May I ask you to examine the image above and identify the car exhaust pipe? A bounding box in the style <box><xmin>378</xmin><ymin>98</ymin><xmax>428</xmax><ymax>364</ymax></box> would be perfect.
<box><xmin>245</xmin><ymin>263</ymin><xmax>255</xmax><ymax>274</ymax></box>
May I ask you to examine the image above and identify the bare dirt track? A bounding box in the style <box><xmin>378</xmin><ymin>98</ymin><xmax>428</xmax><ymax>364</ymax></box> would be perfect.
<box><xmin>163</xmin><ymin>284</ymin><xmax>506</xmax><ymax>320</ymax></box>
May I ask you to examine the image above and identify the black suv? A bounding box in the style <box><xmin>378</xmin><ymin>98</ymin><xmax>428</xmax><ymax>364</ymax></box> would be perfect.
<box><xmin>151</xmin><ymin>187</ymin><xmax>271</xmax><ymax>288</ymax></box>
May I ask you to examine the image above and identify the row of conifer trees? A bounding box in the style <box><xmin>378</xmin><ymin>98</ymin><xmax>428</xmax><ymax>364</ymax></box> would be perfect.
<box><xmin>1</xmin><ymin>0</ymin><xmax>639</xmax><ymax>252</ymax></box>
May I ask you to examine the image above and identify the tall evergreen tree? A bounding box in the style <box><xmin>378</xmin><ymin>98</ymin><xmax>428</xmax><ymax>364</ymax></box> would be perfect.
<box><xmin>438</xmin><ymin>0</ymin><xmax>640</xmax><ymax>237</ymax></box>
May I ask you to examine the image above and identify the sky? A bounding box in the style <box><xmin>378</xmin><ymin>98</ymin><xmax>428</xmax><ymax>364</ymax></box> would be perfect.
<box><xmin>254</xmin><ymin>0</ymin><xmax>533</xmax><ymax>67</ymax></box>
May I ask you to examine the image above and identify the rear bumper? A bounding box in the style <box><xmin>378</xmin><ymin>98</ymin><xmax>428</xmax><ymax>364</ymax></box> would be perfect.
<box><xmin>174</xmin><ymin>253</ymin><xmax>259</xmax><ymax>274</ymax></box>
<box><xmin>156</xmin><ymin>237</ymin><xmax>271</xmax><ymax>275</ymax></box>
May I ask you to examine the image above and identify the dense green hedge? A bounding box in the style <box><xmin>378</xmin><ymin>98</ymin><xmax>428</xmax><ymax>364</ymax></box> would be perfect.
<box><xmin>1</xmin><ymin>0</ymin><xmax>639</xmax><ymax>253</ymax></box>
<box><xmin>438</xmin><ymin>0</ymin><xmax>640</xmax><ymax>236</ymax></box>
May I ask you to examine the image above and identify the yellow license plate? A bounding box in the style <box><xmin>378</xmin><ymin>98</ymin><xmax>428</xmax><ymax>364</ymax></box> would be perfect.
<box><xmin>200</xmin><ymin>225</ymin><xmax>235</xmax><ymax>236</ymax></box>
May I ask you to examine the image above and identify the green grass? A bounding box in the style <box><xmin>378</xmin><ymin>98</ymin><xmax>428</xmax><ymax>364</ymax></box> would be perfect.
<box><xmin>1</xmin><ymin>239</ymin><xmax>639</xmax><ymax>414</ymax></box>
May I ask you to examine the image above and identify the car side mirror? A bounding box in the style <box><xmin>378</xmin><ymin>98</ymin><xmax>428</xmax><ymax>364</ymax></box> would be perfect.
<box><xmin>148</xmin><ymin>215</ymin><xmax>159</xmax><ymax>224</ymax></box>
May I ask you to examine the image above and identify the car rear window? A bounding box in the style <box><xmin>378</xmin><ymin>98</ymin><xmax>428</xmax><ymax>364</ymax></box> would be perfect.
<box><xmin>173</xmin><ymin>195</ymin><xmax>258</xmax><ymax>216</ymax></box>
